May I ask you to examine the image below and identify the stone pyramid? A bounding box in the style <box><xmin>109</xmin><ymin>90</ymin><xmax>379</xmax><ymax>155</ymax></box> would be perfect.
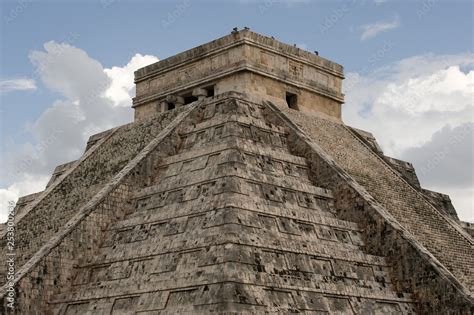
<box><xmin>1</xmin><ymin>29</ymin><xmax>473</xmax><ymax>314</ymax></box>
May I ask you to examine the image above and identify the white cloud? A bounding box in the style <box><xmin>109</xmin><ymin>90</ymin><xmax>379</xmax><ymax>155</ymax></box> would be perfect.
<box><xmin>104</xmin><ymin>54</ymin><xmax>159</xmax><ymax>107</ymax></box>
<box><xmin>401</xmin><ymin>123</ymin><xmax>473</xmax><ymax>188</ymax></box>
<box><xmin>378</xmin><ymin>65</ymin><xmax>473</xmax><ymax>114</ymax></box>
<box><xmin>0</xmin><ymin>42</ymin><xmax>158</xmax><ymax>222</ymax></box>
<box><xmin>360</xmin><ymin>15</ymin><xmax>400</xmax><ymax>40</ymax></box>
<box><xmin>0</xmin><ymin>175</ymin><xmax>49</xmax><ymax>222</ymax></box>
<box><xmin>0</xmin><ymin>78</ymin><xmax>36</xmax><ymax>93</ymax></box>
<box><xmin>400</xmin><ymin>123</ymin><xmax>473</xmax><ymax>222</ymax></box>
<box><xmin>343</xmin><ymin>52</ymin><xmax>474</xmax><ymax>222</ymax></box>
<box><xmin>374</xmin><ymin>0</ymin><xmax>388</xmax><ymax>5</ymax></box>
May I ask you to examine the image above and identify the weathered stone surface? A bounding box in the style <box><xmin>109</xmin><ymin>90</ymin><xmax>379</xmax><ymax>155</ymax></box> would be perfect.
<box><xmin>278</xmin><ymin>106</ymin><xmax>473</xmax><ymax>286</ymax></box>
<box><xmin>1</xmin><ymin>30</ymin><xmax>472</xmax><ymax>314</ymax></box>
<box><xmin>133</xmin><ymin>29</ymin><xmax>344</xmax><ymax>121</ymax></box>
<box><xmin>421</xmin><ymin>188</ymin><xmax>460</xmax><ymax>220</ymax></box>
<box><xmin>0</xmin><ymin>109</ymin><xmax>188</xmax><ymax>277</ymax></box>
<box><xmin>461</xmin><ymin>221</ymin><xmax>474</xmax><ymax>238</ymax></box>
<box><xmin>350</xmin><ymin>126</ymin><xmax>463</xmax><ymax>222</ymax></box>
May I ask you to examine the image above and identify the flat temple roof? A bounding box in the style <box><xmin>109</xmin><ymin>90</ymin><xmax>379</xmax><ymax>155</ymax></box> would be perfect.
<box><xmin>134</xmin><ymin>29</ymin><xmax>344</xmax><ymax>83</ymax></box>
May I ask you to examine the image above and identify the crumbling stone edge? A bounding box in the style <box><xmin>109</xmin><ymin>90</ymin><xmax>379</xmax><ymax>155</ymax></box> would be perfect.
<box><xmin>0</xmin><ymin>102</ymin><xmax>200</xmax><ymax>312</ymax></box>
<box><xmin>0</xmin><ymin>126</ymin><xmax>122</xmax><ymax>237</ymax></box>
<box><xmin>347</xmin><ymin>121</ymin><xmax>473</xmax><ymax>243</ymax></box>
<box><xmin>263</xmin><ymin>101</ymin><xmax>474</xmax><ymax>313</ymax></box>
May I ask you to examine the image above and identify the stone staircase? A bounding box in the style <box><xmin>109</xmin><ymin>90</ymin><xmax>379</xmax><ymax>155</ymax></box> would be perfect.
<box><xmin>50</xmin><ymin>96</ymin><xmax>416</xmax><ymax>314</ymax></box>
<box><xmin>0</xmin><ymin>108</ymin><xmax>187</xmax><ymax>281</ymax></box>
<box><xmin>280</xmin><ymin>106</ymin><xmax>474</xmax><ymax>292</ymax></box>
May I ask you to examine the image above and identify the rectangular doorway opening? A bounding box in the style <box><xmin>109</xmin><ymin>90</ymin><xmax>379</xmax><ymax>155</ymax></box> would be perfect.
<box><xmin>205</xmin><ymin>85</ymin><xmax>215</xmax><ymax>97</ymax></box>
<box><xmin>184</xmin><ymin>95</ymin><xmax>198</xmax><ymax>105</ymax></box>
<box><xmin>286</xmin><ymin>92</ymin><xmax>298</xmax><ymax>110</ymax></box>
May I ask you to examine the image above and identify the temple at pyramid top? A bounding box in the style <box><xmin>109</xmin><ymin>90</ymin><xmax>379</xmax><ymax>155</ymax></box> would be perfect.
<box><xmin>1</xmin><ymin>29</ymin><xmax>473</xmax><ymax>314</ymax></box>
<box><xmin>132</xmin><ymin>28</ymin><xmax>344</xmax><ymax>120</ymax></box>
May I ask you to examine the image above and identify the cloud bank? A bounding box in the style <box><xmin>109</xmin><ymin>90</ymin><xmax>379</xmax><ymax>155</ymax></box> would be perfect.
<box><xmin>1</xmin><ymin>45</ymin><xmax>472</xmax><ymax>224</ymax></box>
<box><xmin>343</xmin><ymin>52</ymin><xmax>474</xmax><ymax>222</ymax></box>
<box><xmin>0</xmin><ymin>42</ymin><xmax>158</xmax><ymax>222</ymax></box>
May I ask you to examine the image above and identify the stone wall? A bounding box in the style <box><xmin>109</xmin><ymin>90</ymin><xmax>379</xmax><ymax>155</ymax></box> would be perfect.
<box><xmin>3</xmin><ymin>183</ymin><xmax>133</xmax><ymax>314</ymax></box>
<box><xmin>0</xmin><ymin>110</ymin><xmax>186</xmax><ymax>273</ymax></box>
<box><xmin>0</xmin><ymin>102</ymin><xmax>197</xmax><ymax>314</ymax></box>
<box><xmin>2</xmin><ymin>92</ymin><xmax>472</xmax><ymax>313</ymax></box>
<box><xmin>216</xmin><ymin>72</ymin><xmax>341</xmax><ymax>118</ymax></box>
<box><xmin>308</xmin><ymin>160</ymin><xmax>474</xmax><ymax>314</ymax></box>
<box><xmin>45</xmin><ymin>95</ymin><xmax>416</xmax><ymax>314</ymax></box>
<box><xmin>383</xmin><ymin>156</ymin><xmax>421</xmax><ymax>189</ymax></box>
<box><xmin>45</xmin><ymin>161</ymin><xmax>77</xmax><ymax>188</ymax></box>
<box><xmin>279</xmin><ymin>106</ymin><xmax>474</xmax><ymax>286</ymax></box>
<box><xmin>133</xmin><ymin>29</ymin><xmax>344</xmax><ymax>121</ymax></box>
<box><xmin>349</xmin><ymin>126</ymin><xmax>462</xmax><ymax>222</ymax></box>
<box><xmin>460</xmin><ymin>221</ymin><xmax>474</xmax><ymax>238</ymax></box>
<box><xmin>348</xmin><ymin>127</ymin><xmax>384</xmax><ymax>155</ymax></box>
<box><xmin>264</xmin><ymin>101</ymin><xmax>474</xmax><ymax>313</ymax></box>
<box><xmin>422</xmin><ymin>188</ymin><xmax>459</xmax><ymax>221</ymax></box>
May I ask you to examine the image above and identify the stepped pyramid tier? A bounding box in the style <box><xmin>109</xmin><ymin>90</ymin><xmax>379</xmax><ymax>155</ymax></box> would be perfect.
<box><xmin>1</xmin><ymin>29</ymin><xmax>473</xmax><ymax>314</ymax></box>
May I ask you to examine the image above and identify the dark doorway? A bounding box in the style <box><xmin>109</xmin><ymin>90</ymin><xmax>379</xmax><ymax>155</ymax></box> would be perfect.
<box><xmin>286</xmin><ymin>92</ymin><xmax>298</xmax><ymax>110</ymax></box>
<box><xmin>205</xmin><ymin>85</ymin><xmax>215</xmax><ymax>97</ymax></box>
<box><xmin>184</xmin><ymin>95</ymin><xmax>198</xmax><ymax>105</ymax></box>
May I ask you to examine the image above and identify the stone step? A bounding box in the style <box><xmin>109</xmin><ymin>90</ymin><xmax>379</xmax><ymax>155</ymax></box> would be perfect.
<box><xmin>111</xmin><ymin>192</ymin><xmax>358</xmax><ymax>232</ymax></box>
<box><xmin>52</xmin><ymin>282</ymin><xmax>416</xmax><ymax>315</ymax></box>
<box><xmin>180</xmin><ymin>112</ymin><xmax>286</xmax><ymax>136</ymax></box>
<box><xmin>134</xmin><ymin>162</ymin><xmax>331</xmax><ymax>201</ymax></box>
<box><xmin>103</xmin><ymin>208</ymin><xmax>365</xmax><ymax>253</ymax></box>
<box><xmin>282</xmin><ymin>108</ymin><xmax>474</xmax><ymax>289</ymax></box>
<box><xmin>53</xmin><ymin>264</ymin><xmax>414</xmax><ymax>305</ymax></box>
<box><xmin>132</xmin><ymin>175</ymin><xmax>334</xmax><ymax>220</ymax></box>
<box><xmin>6</xmin><ymin>108</ymin><xmax>189</xmax><ymax>271</ymax></box>
<box><xmin>82</xmin><ymin>226</ymin><xmax>387</xmax><ymax>268</ymax></box>
<box><xmin>179</xmin><ymin>116</ymin><xmax>289</xmax><ymax>152</ymax></box>
<box><xmin>150</xmin><ymin>139</ymin><xmax>312</xmax><ymax>188</ymax></box>
<box><xmin>162</xmin><ymin>137</ymin><xmax>306</xmax><ymax>167</ymax></box>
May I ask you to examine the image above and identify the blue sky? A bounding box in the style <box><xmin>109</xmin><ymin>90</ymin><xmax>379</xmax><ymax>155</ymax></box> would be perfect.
<box><xmin>1</xmin><ymin>0</ymin><xmax>473</xmax><ymax>222</ymax></box>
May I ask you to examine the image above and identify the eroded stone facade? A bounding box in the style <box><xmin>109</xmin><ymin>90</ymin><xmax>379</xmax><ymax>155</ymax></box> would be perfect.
<box><xmin>133</xmin><ymin>29</ymin><xmax>344</xmax><ymax>121</ymax></box>
<box><xmin>1</xmin><ymin>30</ymin><xmax>473</xmax><ymax>314</ymax></box>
